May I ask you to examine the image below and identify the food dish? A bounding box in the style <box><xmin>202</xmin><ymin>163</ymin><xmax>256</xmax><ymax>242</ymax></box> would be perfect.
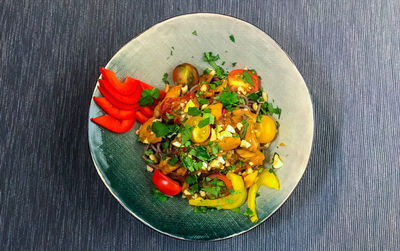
<box><xmin>88</xmin><ymin>13</ymin><xmax>313</xmax><ymax>240</ymax></box>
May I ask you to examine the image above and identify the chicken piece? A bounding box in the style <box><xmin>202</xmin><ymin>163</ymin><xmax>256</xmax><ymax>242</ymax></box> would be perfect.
<box><xmin>158</xmin><ymin>158</ymin><xmax>180</xmax><ymax>175</ymax></box>
<box><xmin>138</xmin><ymin>117</ymin><xmax>162</xmax><ymax>143</ymax></box>
<box><xmin>235</xmin><ymin>149</ymin><xmax>265</xmax><ymax>165</ymax></box>
<box><xmin>219</xmin><ymin>136</ymin><xmax>241</xmax><ymax>151</ymax></box>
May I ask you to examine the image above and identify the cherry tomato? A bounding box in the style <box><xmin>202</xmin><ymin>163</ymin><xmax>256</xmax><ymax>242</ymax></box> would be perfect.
<box><xmin>172</xmin><ymin>63</ymin><xmax>199</xmax><ymax>88</ymax></box>
<box><xmin>185</xmin><ymin>116</ymin><xmax>211</xmax><ymax>143</ymax></box>
<box><xmin>152</xmin><ymin>169</ymin><xmax>182</xmax><ymax>196</ymax></box>
<box><xmin>227</xmin><ymin>69</ymin><xmax>259</xmax><ymax>93</ymax></box>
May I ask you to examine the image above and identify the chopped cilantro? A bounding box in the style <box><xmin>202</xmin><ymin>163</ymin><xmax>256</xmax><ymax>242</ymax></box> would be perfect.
<box><xmin>152</xmin><ymin>121</ymin><xmax>169</xmax><ymax>137</ymax></box>
<box><xmin>153</xmin><ymin>188</ymin><xmax>170</xmax><ymax>202</ymax></box>
<box><xmin>215</xmin><ymin>91</ymin><xmax>238</xmax><ymax>108</ymax></box>
<box><xmin>242</xmin><ymin>70</ymin><xmax>255</xmax><ymax>86</ymax></box>
<box><xmin>194</xmin><ymin>206</ymin><xmax>208</xmax><ymax>213</ymax></box>
<box><xmin>188</xmin><ymin>107</ymin><xmax>202</xmax><ymax>116</ymax></box>
<box><xmin>216</xmin><ymin>206</ymin><xmax>222</xmax><ymax>210</ymax></box>
<box><xmin>188</xmin><ymin>183</ymin><xmax>199</xmax><ymax>193</ymax></box>
<box><xmin>181</xmin><ymin>154</ymin><xmax>202</xmax><ymax>172</ymax></box>
<box><xmin>165</xmin><ymin>113</ymin><xmax>174</xmax><ymax>120</ymax></box>
<box><xmin>243</xmin><ymin>207</ymin><xmax>254</xmax><ymax>216</ymax></box>
<box><xmin>192</xmin><ymin>30</ymin><xmax>197</xmax><ymax>36</ymax></box>
<box><xmin>203</xmin><ymin>68</ymin><xmax>212</xmax><ymax>74</ymax></box>
<box><xmin>242</xmin><ymin>120</ymin><xmax>249</xmax><ymax>137</ymax></box>
<box><xmin>255</xmin><ymin>192</ymin><xmax>260</xmax><ymax>198</ymax></box>
<box><xmin>203</xmin><ymin>52</ymin><xmax>227</xmax><ymax>79</ymax></box>
<box><xmin>162</xmin><ymin>140</ymin><xmax>169</xmax><ymax>149</ymax></box>
<box><xmin>267</xmin><ymin>103</ymin><xmax>282</xmax><ymax>118</ymax></box>
<box><xmin>269</xmin><ymin>168</ymin><xmax>275</xmax><ymax>173</ymax></box>
<box><xmin>232</xmin><ymin>62</ymin><xmax>237</xmax><ymax>67</ymax></box>
<box><xmin>189</xmin><ymin>145</ymin><xmax>213</xmax><ymax>162</ymax></box>
<box><xmin>211</xmin><ymin>143</ymin><xmax>219</xmax><ymax>155</ymax></box>
<box><xmin>198</xmin><ymin>118</ymin><xmax>210</xmax><ymax>128</ymax></box>
<box><xmin>168</xmin><ymin>156</ymin><xmax>178</xmax><ymax>165</ymax></box>
<box><xmin>258</xmin><ymin>168</ymin><xmax>263</xmax><ymax>173</ymax></box>
<box><xmin>144</xmin><ymin>149</ymin><xmax>154</xmax><ymax>156</ymax></box>
<box><xmin>229</xmin><ymin>34</ymin><xmax>235</xmax><ymax>42</ymax></box>
<box><xmin>222</xmin><ymin>61</ymin><xmax>226</xmax><ymax>65</ymax></box>
<box><xmin>202</xmin><ymin>187</ymin><xmax>220</xmax><ymax>196</ymax></box>
<box><xmin>180</xmin><ymin>124</ymin><xmax>192</xmax><ymax>145</ymax></box>
<box><xmin>276</xmin><ymin>121</ymin><xmax>280</xmax><ymax>128</ymax></box>
<box><xmin>256</xmin><ymin>115</ymin><xmax>262</xmax><ymax>123</ymax></box>
<box><xmin>162</xmin><ymin>73</ymin><xmax>169</xmax><ymax>85</ymax></box>
<box><xmin>231</xmin><ymin>208</ymin><xmax>240</xmax><ymax>213</ymax></box>
<box><xmin>202</xmin><ymin>112</ymin><xmax>215</xmax><ymax>124</ymax></box>
<box><xmin>139</xmin><ymin>88</ymin><xmax>160</xmax><ymax>106</ymax></box>
<box><xmin>186</xmin><ymin>175</ymin><xmax>198</xmax><ymax>185</ymax></box>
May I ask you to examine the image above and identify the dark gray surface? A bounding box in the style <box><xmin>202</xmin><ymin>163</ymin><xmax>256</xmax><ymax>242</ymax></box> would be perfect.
<box><xmin>1</xmin><ymin>0</ymin><xmax>399</xmax><ymax>250</ymax></box>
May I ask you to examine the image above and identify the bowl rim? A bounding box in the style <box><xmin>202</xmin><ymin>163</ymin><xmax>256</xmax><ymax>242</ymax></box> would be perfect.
<box><xmin>88</xmin><ymin>12</ymin><xmax>314</xmax><ymax>241</ymax></box>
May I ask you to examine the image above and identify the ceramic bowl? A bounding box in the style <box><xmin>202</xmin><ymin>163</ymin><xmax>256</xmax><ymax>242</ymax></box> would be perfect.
<box><xmin>88</xmin><ymin>13</ymin><xmax>313</xmax><ymax>240</ymax></box>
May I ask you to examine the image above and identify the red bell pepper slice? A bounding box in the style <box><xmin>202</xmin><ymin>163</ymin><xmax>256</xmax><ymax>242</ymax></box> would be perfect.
<box><xmin>152</xmin><ymin>170</ymin><xmax>182</xmax><ymax>196</ymax></box>
<box><xmin>91</xmin><ymin>115</ymin><xmax>135</xmax><ymax>133</ymax></box>
<box><xmin>98</xmin><ymin>79</ymin><xmax>141</xmax><ymax>105</ymax></box>
<box><xmin>139</xmin><ymin>106</ymin><xmax>154</xmax><ymax>118</ymax></box>
<box><xmin>100</xmin><ymin>67</ymin><xmax>139</xmax><ymax>95</ymax></box>
<box><xmin>135</xmin><ymin>110</ymin><xmax>150</xmax><ymax>123</ymax></box>
<box><xmin>97</xmin><ymin>85</ymin><xmax>138</xmax><ymax>110</ymax></box>
<box><xmin>93</xmin><ymin>97</ymin><xmax>136</xmax><ymax>120</ymax></box>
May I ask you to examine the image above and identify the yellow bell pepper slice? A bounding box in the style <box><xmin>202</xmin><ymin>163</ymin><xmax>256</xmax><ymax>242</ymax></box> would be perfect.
<box><xmin>247</xmin><ymin>169</ymin><xmax>280</xmax><ymax>222</ymax></box>
<box><xmin>189</xmin><ymin>172</ymin><xmax>247</xmax><ymax>209</ymax></box>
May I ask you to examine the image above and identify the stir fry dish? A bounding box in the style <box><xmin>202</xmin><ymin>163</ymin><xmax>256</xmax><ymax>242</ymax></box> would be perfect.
<box><xmin>91</xmin><ymin>53</ymin><xmax>283</xmax><ymax>222</ymax></box>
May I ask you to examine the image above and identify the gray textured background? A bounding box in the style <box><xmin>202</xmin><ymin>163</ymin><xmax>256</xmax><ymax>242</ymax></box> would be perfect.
<box><xmin>1</xmin><ymin>0</ymin><xmax>399</xmax><ymax>250</ymax></box>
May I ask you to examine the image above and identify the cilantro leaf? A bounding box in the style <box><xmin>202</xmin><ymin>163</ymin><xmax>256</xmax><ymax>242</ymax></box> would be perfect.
<box><xmin>139</xmin><ymin>88</ymin><xmax>160</xmax><ymax>106</ymax></box>
<box><xmin>215</xmin><ymin>91</ymin><xmax>238</xmax><ymax>108</ymax></box>
<box><xmin>194</xmin><ymin>206</ymin><xmax>208</xmax><ymax>213</ymax></box>
<box><xmin>168</xmin><ymin>155</ymin><xmax>178</xmax><ymax>165</ymax></box>
<box><xmin>243</xmin><ymin>207</ymin><xmax>254</xmax><ymax>216</ymax></box>
<box><xmin>186</xmin><ymin>175</ymin><xmax>197</xmax><ymax>185</ymax></box>
<box><xmin>189</xmin><ymin>145</ymin><xmax>214</xmax><ymax>162</ymax></box>
<box><xmin>180</xmin><ymin>124</ymin><xmax>192</xmax><ymax>145</ymax></box>
<box><xmin>192</xmin><ymin>30</ymin><xmax>197</xmax><ymax>36</ymax></box>
<box><xmin>232</xmin><ymin>62</ymin><xmax>237</xmax><ymax>67</ymax></box>
<box><xmin>198</xmin><ymin>118</ymin><xmax>210</xmax><ymax>128</ymax></box>
<box><xmin>203</xmin><ymin>52</ymin><xmax>227</xmax><ymax>79</ymax></box>
<box><xmin>197</xmin><ymin>98</ymin><xmax>209</xmax><ymax>106</ymax></box>
<box><xmin>229</xmin><ymin>34</ymin><xmax>235</xmax><ymax>42</ymax></box>
<box><xmin>188</xmin><ymin>107</ymin><xmax>202</xmax><ymax>116</ymax></box>
<box><xmin>242</xmin><ymin>70</ymin><xmax>254</xmax><ymax>86</ymax></box>
<box><xmin>242</xmin><ymin>120</ymin><xmax>249</xmax><ymax>137</ymax></box>
<box><xmin>162</xmin><ymin>73</ymin><xmax>169</xmax><ymax>84</ymax></box>
<box><xmin>144</xmin><ymin>149</ymin><xmax>154</xmax><ymax>156</ymax></box>
<box><xmin>152</xmin><ymin>121</ymin><xmax>169</xmax><ymax>137</ymax></box>
<box><xmin>231</xmin><ymin>208</ymin><xmax>240</xmax><ymax>213</ymax></box>
<box><xmin>202</xmin><ymin>187</ymin><xmax>220</xmax><ymax>196</ymax></box>
<box><xmin>153</xmin><ymin>188</ymin><xmax>170</xmax><ymax>202</ymax></box>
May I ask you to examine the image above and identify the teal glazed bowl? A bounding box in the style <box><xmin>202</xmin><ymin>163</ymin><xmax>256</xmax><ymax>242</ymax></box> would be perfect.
<box><xmin>88</xmin><ymin>13</ymin><xmax>314</xmax><ymax>240</ymax></box>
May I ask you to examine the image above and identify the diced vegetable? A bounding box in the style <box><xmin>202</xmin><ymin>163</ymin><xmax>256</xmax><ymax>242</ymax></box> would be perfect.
<box><xmin>272</xmin><ymin>153</ymin><xmax>283</xmax><ymax>169</ymax></box>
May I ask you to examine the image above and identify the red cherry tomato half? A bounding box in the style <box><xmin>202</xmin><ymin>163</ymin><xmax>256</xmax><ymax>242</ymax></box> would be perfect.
<box><xmin>207</xmin><ymin>173</ymin><xmax>233</xmax><ymax>194</ymax></box>
<box><xmin>152</xmin><ymin>170</ymin><xmax>182</xmax><ymax>196</ymax></box>
<box><xmin>227</xmin><ymin>69</ymin><xmax>259</xmax><ymax>93</ymax></box>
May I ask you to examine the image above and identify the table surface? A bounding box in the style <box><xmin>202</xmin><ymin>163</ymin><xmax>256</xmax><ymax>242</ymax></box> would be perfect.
<box><xmin>1</xmin><ymin>0</ymin><xmax>399</xmax><ymax>250</ymax></box>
